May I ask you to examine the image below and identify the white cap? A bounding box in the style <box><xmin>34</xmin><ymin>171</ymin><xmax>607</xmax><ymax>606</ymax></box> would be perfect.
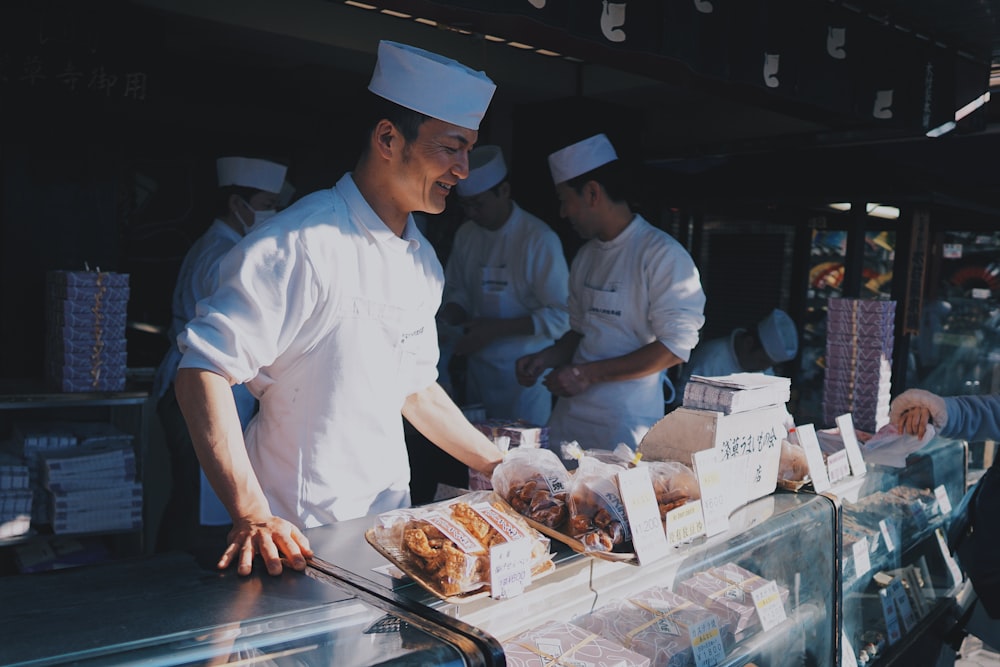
<box><xmin>455</xmin><ymin>145</ymin><xmax>507</xmax><ymax>197</ymax></box>
<box><xmin>368</xmin><ymin>40</ymin><xmax>496</xmax><ymax>131</ymax></box>
<box><xmin>548</xmin><ymin>133</ymin><xmax>618</xmax><ymax>185</ymax></box>
<box><xmin>216</xmin><ymin>157</ymin><xmax>287</xmax><ymax>193</ymax></box>
<box><xmin>757</xmin><ymin>309</ymin><xmax>798</xmax><ymax>363</ymax></box>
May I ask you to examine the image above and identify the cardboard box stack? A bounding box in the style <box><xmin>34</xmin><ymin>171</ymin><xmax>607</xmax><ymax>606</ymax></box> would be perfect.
<box><xmin>45</xmin><ymin>270</ymin><xmax>130</xmax><ymax>393</ymax></box>
<box><xmin>823</xmin><ymin>298</ymin><xmax>895</xmax><ymax>432</ymax></box>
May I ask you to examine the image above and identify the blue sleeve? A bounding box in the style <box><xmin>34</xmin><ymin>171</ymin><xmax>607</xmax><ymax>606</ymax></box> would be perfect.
<box><xmin>942</xmin><ymin>394</ymin><xmax>1000</xmax><ymax>442</ymax></box>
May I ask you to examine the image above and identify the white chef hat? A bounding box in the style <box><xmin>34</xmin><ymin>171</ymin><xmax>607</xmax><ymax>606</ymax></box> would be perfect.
<box><xmin>757</xmin><ymin>309</ymin><xmax>798</xmax><ymax>363</ymax></box>
<box><xmin>368</xmin><ymin>40</ymin><xmax>496</xmax><ymax>131</ymax></box>
<box><xmin>455</xmin><ymin>145</ymin><xmax>507</xmax><ymax>197</ymax></box>
<box><xmin>216</xmin><ymin>157</ymin><xmax>287</xmax><ymax>194</ymax></box>
<box><xmin>548</xmin><ymin>133</ymin><xmax>618</xmax><ymax>185</ymax></box>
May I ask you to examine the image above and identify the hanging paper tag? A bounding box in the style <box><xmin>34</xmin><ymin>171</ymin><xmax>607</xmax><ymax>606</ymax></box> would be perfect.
<box><xmin>750</xmin><ymin>579</ymin><xmax>787</xmax><ymax>631</ymax></box>
<box><xmin>666</xmin><ymin>500</ymin><xmax>706</xmax><ymax>547</ymax></box>
<box><xmin>617</xmin><ymin>467</ymin><xmax>670</xmax><ymax>563</ymax></box>
<box><xmin>689</xmin><ymin>614</ymin><xmax>726</xmax><ymax>667</ymax></box>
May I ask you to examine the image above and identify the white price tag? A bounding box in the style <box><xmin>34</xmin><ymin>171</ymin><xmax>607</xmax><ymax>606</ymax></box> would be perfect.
<box><xmin>796</xmin><ymin>424</ymin><xmax>831</xmax><ymax>492</ymax></box>
<box><xmin>887</xmin><ymin>578</ymin><xmax>917</xmax><ymax>632</ymax></box>
<box><xmin>935</xmin><ymin>485</ymin><xmax>953</xmax><ymax>515</ymax></box>
<box><xmin>692</xmin><ymin>449</ymin><xmax>732</xmax><ymax>536</ymax></box>
<box><xmin>666</xmin><ymin>500</ymin><xmax>705</xmax><ymax>547</ymax></box>
<box><xmin>489</xmin><ymin>538</ymin><xmax>531</xmax><ymax>599</ymax></box>
<box><xmin>880</xmin><ymin>588</ymin><xmax>903</xmax><ymax>644</ymax></box>
<box><xmin>689</xmin><ymin>614</ymin><xmax>726</xmax><ymax>667</ymax></box>
<box><xmin>835</xmin><ymin>413</ymin><xmax>867</xmax><ymax>477</ymax></box>
<box><xmin>826</xmin><ymin>449</ymin><xmax>851</xmax><ymax>483</ymax></box>
<box><xmin>852</xmin><ymin>537</ymin><xmax>871</xmax><ymax>580</ymax></box>
<box><xmin>617</xmin><ymin>467</ymin><xmax>670</xmax><ymax>564</ymax></box>
<box><xmin>750</xmin><ymin>579</ymin><xmax>787</xmax><ymax>631</ymax></box>
<box><xmin>879</xmin><ymin>518</ymin><xmax>897</xmax><ymax>553</ymax></box>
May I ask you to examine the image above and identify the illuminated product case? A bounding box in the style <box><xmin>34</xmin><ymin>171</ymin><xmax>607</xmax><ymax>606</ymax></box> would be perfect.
<box><xmin>0</xmin><ymin>438</ymin><xmax>965</xmax><ymax>667</ymax></box>
<box><xmin>821</xmin><ymin>435</ymin><xmax>970</xmax><ymax>666</ymax></box>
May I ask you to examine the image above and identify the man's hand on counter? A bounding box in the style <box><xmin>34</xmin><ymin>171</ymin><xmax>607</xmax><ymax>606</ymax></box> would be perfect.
<box><xmin>221</xmin><ymin>515</ymin><xmax>314</xmax><ymax>576</ymax></box>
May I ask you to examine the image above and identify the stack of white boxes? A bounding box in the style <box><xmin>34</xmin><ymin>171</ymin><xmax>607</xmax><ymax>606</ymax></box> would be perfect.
<box><xmin>45</xmin><ymin>270</ymin><xmax>130</xmax><ymax>393</ymax></box>
<box><xmin>823</xmin><ymin>297</ymin><xmax>895</xmax><ymax>433</ymax></box>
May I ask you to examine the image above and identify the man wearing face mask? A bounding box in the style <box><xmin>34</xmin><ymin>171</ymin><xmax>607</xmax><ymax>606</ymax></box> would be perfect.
<box><xmin>152</xmin><ymin>155</ymin><xmax>287</xmax><ymax>553</ymax></box>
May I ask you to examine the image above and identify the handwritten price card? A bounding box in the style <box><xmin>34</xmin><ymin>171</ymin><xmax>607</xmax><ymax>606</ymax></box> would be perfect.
<box><xmin>617</xmin><ymin>466</ymin><xmax>670</xmax><ymax>564</ymax></box>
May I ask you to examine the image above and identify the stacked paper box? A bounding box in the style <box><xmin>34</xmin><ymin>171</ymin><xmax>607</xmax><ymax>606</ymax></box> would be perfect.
<box><xmin>45</xmin><ymin>270</ymin><xmax>130</xmax><ymax>392</ymax></box>
<box><xmin>823</xmin><ymin>298</ymin><xmax>895</xmax><ymax>432</ymax></box>
<box><xmin>0</xmin><ymin>456</ymin><xmax>32</xmax><ymax>539</ymax></box>
<box><xmin>8</xmin><ymin>422</ymin><xmax>142</xmax><ymax>534</ymax></box>
<box><xmin>682</xmin><ymin>372</ymin><xmax>791</xmax><ymax>414</ymax></box>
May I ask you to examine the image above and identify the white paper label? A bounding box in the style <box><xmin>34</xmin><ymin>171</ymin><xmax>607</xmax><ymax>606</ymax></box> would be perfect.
<box><xmin>835</xmin><ymin>413</ymin><xmax>867</xmax><ymax>477</ymax></box>
<box><xmin>689</xmin><ymin>614</ymin><xmax>726</xmax><ymax>667</ymax></box>
<box><xmin>750</xmin><ymin>579</ymin><xmax>787</xmax><ymax>631</ymax></box>
<box><xmin>841</xmin><ymin>630</ymin><xmax>860</xmax><ymax>667</ymax></box>
<box><xmin>852</xmin><ymin>537</ymin><xmax>871</xmax><ymax>581</ymax></box>
<box><xmin>879</xmin><ymin>518</ymin><xmax>897</xmax><ymax>553</ymax></box>
<box><xmin>666</xmin><ymin>499</ymin><xmax>706</xmax><ymax>547</ymax></box>
<box><xmin>796</xmin><ymin>424</ymin><xmax>831</xmax><ymax>492</ymax></box>
<box><xmin>692</xmin><ymin>449</ymin><xmax>732</xmax><ymax>536</ymax></box>
<box><xmin>489</xmin><ymin>538</ymin><xmax>531</xmax><ymax>599</ymax></box>
<box><xmin>826</xmin><ymin>449</ymin><xmax>851</xmax><ymax>483</ymax></box>
<box><xmin>617</xmin><ymin>467</ymin><xmax>670</xmax><ymax>563</ymax></box>
<box><xmin>934</xmin><ymin>485</ymin><xmax>953</xmax><ymax>515</ymax></box>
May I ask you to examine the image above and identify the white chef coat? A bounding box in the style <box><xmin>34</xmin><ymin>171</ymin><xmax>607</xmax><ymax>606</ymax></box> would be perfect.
<box><xmin>443</xmin><ymin>203</ymin><xmax>569</xmax><ymax>425</ymax></box>
<box><xmin>548</xmin><ymin>215</ymin><xmax>705</xmax><ymax>450</ymax></box>
<box><xmin>152</xmin><ymin>219</ymin><xmax>257</xmax><ymax>525</ymax></box>
<box><xmin>178</xmin><ymin>173</ymin><xmax>441</xmax><ymax>528</ymax></box>
<box><xmin>674</xmin><ymin>329</ymin><xmax>774</xmax><ymax>403</ymax></box>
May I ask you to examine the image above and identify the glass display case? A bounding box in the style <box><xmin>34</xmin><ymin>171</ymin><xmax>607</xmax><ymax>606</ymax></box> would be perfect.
<box><xmin>308</xmin><ymin>491</ymin><xmax>841</xmax><ymax>667</ymax></box>
<box><xmin>0</xmin><ymin>549</ymin><xmax>503</xmax><ymax>666</ymax></box>
<box><xmin>820</xmin><ymin>435</ymin><xmax>969</xmax><ymax>666</ymax></box>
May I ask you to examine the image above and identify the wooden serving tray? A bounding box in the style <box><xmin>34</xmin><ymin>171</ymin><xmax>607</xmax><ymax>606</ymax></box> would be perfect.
<box><xmin>521</xmin><ymin>516</ymin><xmax>639</xmax><ymax>565</ymax></box>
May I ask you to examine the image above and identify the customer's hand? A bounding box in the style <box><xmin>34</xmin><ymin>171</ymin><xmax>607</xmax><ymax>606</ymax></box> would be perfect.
<box><xmin>889</xmin><ymin>388</ymin><xmax>947</xmax><ymax>439</ymax></box>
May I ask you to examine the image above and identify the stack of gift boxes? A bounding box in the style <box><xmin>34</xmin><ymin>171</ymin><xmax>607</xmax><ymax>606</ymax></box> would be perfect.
<box><xmin>45</xmin><ymin>270</ymin><xmax>130</xmax><ymax>393</ymax></box>
<box><xmin>823</xmin><ymin>297</ymin><xmax>896</xmax><ymax>432</ymax></box>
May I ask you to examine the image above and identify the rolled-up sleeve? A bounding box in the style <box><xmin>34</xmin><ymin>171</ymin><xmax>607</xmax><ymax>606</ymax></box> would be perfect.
<box><xmin>646</xmin><ymin>244</ymin><xmax>706</xmax><ymax>363</ymax></box>
<box><xmin>178</xmin><ymin>227</ymin><xmax>321</xmax><ymax>385</ymax></box>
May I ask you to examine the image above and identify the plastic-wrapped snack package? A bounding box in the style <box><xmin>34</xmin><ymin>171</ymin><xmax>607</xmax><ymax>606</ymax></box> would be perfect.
<box><xmin>675</xmin><ymin>571</ymin><xmax>760</xmax><ymax>640</ymax></box>
<box><xmin>561</xmin><ymin>440</ymin><xmax>639</xmax><ymax>469</ymax></box>
<box><xmin>567</xmin><ymin>455</ymin><xmax>632</xmax><ymax>553</ymax></box>
<box><xmin>644</xmin><ymin>460</ymin><xmax>701</xmax><ymax>520</ymax></box>
<box><xmin>491</xmin><ymin>447</ymin><xmax>571</xmax><ymax>529</ymax></box>
<box><xmin>572</xmin><ymin>586</ymin><xmax>734</xmax><ymax>667</ymax></box>
<box><xmin>504</xmin><ymin>619</ymin><xmax>650</xmax><ymax>667</ymax></box>
<box><xmin>778</xmin><ymin>439</ymin><xmax>809</xmax><ymax>482</ymax></box>
<box><xmin>706</xmin><ymin>562</ymin><xmax>791</xmax><ymax>609</ymax></box>
<box><xmin>372</xmin><ymin>492</ymin><xmax>554</xmax><ymax>598</ymax></box>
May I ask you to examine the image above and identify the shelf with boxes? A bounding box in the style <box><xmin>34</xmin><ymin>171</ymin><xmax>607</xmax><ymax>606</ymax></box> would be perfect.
<box><xmin>0</xmin><ymin>385</ymin><xmax>149</xmax><ymax>574</ymax></box>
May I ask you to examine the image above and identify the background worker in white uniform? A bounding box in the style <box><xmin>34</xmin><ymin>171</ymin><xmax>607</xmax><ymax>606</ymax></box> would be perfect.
<box><xmin>438</xmin><ymin>145</ymin><xmax>570</xmax><ymax>425</ymax></box>
<box><xmin>515</xmin><ymin>133</ymin><xmax>706</xmax><ymax>451</ymax></box>
<box><xmin>173</xmin><ymin>40</ymin><xmax>503</xmax><ymax>576</ymax></box>
<box><xmin>152</xmin><ymin>156</ymin><xmax>286</xmax><ymax>554</ymax></box>
<box><xmin>674</xmin><ymin>308</ymin><xmax>799</xmax><ymax>403</ymax></box>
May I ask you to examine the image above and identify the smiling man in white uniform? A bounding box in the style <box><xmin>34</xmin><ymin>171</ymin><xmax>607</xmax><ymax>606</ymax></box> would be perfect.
<box><xmin>174</xmin><ymin>41</ymin><xmax>503</xmax><ymax>576</ymax></box>
<box><xmin>439</xmin><ymin>145</ymin><xmax>569</xmax><ymax>425</ymax></box>
<box><xmin>516</xmin><ymin>133</ymin><xmax>706</xmax><ymax>451</ymax></box>
<box><xmin>153</xmin><ymin>156</ymin><xmax>286</xmax><ymax>553</ymax></box>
